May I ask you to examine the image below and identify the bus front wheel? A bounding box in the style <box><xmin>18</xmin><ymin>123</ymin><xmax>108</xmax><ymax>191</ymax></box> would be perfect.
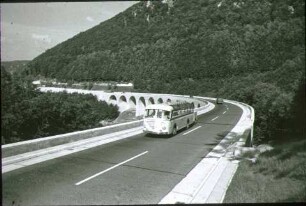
<box><xmin>172</xmin><ymin>126</ymin><xmax>177</xmax><ymax>136</ymax></box>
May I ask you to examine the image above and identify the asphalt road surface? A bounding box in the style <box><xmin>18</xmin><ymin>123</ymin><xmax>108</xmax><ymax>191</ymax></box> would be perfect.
<box><xmin>2</xmin><ymin>102</ymin><xmax>242</xmax><ymax>205</ymax></box>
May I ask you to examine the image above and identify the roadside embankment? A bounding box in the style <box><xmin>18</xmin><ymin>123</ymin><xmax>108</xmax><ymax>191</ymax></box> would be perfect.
<box><xmin>223</xmin><ymin>138</ymin><xmax>306</xmax><ymax>203</ymax></box>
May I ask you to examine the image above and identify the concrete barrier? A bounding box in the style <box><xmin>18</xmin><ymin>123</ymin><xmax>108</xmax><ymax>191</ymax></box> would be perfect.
<box><xmin>2</xmin><ymin>120</ymin><xmax>143</xmax><ymax>158</ymax></box>
<box><xmin>225</xmin><ymin>100</ymin><xmax>255</xmax><ymax>147</ymax></box>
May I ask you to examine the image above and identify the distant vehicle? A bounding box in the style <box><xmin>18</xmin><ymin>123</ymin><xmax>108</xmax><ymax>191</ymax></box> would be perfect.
<box><xmin>216</xmin><ymin>98</ymin><xmax>224</xmax><ymax>104</ymax></box>
<box><xmin>143</xmin><ymin>102</ymin><xmax>197</xmax><ymax>135</ymax></box>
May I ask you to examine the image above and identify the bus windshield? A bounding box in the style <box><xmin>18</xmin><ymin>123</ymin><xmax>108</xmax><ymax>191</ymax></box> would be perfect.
<box><xmin>145</xmin><ymin>109</ymin><xmax>171</xmax><ymax>119</ymax></box>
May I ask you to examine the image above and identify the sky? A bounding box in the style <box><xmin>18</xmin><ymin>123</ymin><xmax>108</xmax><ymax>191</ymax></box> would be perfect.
<box><xmin>1</xmin><ymin>1</ymin><xmax>138</xmax><ymax>61</ymax></box>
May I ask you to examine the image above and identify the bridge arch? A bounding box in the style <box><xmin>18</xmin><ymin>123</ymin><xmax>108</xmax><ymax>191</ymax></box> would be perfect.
<box><xmin>118</xmin><ymin>95</ymin><xmax>129</xmax><ymax>111</ymax></box>
<box><xmin>119</xmin><ymin>95</ymin><xmax>127</xmax><ymax>103</ymax></box>
<box><xmin>167</xmin><ymin>98</ymin><xmax>172</xmax><ymax>104</ymax></box>
<box><xmin>138</xmin><ymin>97</ymin><xmax>146</xmax><ymax>107</ymax></box>
<box><xmin>191</xmin><ymin>102</ymin><xmax>195</xmax><ymax>109</ymax></box>
<box><xmin>109</xmin><ymin>95</ymin><xmax>117</xmax><ymax>105</ymax></box>
<box><xmin>137</xmin><ymin>97</ymin><xmax>146</xmax><ymax>116</ymax></box>
<box><xmin>148</xmin><ymin>97</ymin><xmax>155</xmax><ymax>105</ymax></box>
<box><xmin>157</xmin><ymin>98</ymin><xmax>163</xmax><ymax>104</ymax></box>
<box><xmin>129</xmin><ymin>96</ymin><xmax>136</xmax><ymax>108</ymax></box>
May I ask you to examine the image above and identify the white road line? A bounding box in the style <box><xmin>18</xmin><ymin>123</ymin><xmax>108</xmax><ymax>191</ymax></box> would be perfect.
<box><xmin>222</xmin><ymin>111</ymin><xmax>227</xmax><ymax>114</ymax></box>
<box><xmin>75</xmin><ymin>151</ymin><xmax>148</xmax><ymax>186</ymax></box>
<box><xmin>183</xmin><ymin>126</ymin><xmax>202</xmax><ymax>136</ymax></box>
<box><xmin>211</xmin><ymin>116</ymin><xmax>219</xmax><ymax>121</ymax></box>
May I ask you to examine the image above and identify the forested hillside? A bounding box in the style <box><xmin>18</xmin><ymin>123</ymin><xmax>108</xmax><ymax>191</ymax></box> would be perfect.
<box><xmin>25</xmin><ymin>0</ymin><xmax>305</xmax><ymax>143</ymax></box>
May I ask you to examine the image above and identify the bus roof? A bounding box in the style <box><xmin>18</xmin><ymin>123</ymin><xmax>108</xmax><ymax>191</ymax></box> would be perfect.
<box><xmin>145</xmin><ymin>102</ymin><xmax>194</xmax><ymax>111</ymax></box>
<box><xmin>145</xmin><ymin>104</ymin><xmax>174</xmax><ymax>111</ymax></box>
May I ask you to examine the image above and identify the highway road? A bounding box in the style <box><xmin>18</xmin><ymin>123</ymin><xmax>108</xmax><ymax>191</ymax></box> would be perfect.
<box><xmin>2</xmin><ymin>102</ymin><xmax>242</xmax><ymax>205</ymax></box>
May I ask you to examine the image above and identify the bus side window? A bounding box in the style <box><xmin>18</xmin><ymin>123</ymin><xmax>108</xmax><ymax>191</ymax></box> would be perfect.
<box><xmin>164</xmin><ymin>111</ymin><xmax>170</xmax><ymax>119</ymax></box>
<box><xmin>157</xmin><ymin>110</ymin><xmax>162</xmax><ymax>118</ymax></box>
<box><xmin>146</xmin><ymin>109</ymin><xmax>156</xmax><ymax>117</ymax></box>
<box><xmin>172</xmin><ymin>111</ymin><xmax>178</xmax><ymax>118</ymax></box>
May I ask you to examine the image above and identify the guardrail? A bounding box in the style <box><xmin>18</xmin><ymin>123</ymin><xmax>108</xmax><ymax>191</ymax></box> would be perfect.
<box><xmin>2</xmin><ymin>97</ymin><xmax>214</xmax><ymax>158</ymax></box>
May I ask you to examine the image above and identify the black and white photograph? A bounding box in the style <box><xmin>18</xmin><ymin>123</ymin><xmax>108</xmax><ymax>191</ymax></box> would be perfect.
<box><xmin>1</xmin><ymin>0</ymin><xmax>305</xmax><ymax>205</ymax></box>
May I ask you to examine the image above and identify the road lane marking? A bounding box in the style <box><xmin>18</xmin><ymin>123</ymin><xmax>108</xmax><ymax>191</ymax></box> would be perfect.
<box><xmin>183</xmin><ymin>126</ymin><xmax>202</xmax><ymax>136</ymax></box>
<box><xmin>223</xmin><ymin>111</ymin><xmax>227</xmax><ymax>114</ymax></box>
<box><xmin>75</xmin><ymin>151</ymin><xmax>148</xmax><ymax>186</ymax></box>
<box><xmin>211</xmin><ymin>116</ymin><xmax>219</xmax><ymax>121</ymax></box>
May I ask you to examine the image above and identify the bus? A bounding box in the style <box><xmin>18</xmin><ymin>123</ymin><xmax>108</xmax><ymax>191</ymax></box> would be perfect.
<box><xmin>143</xmin><ymin>102</ymin><xmax>197</xmax><ymax>135</ymax></box>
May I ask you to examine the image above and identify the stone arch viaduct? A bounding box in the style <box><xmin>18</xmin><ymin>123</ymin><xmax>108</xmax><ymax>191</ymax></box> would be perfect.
<box><xmin>39</xmin><ymin>88</ymin><xmax>207</xmax><ymax>117</ymax></box>
<box><xmin>88</xmin><ymin>91</ymin><xmax>206</xmax><ymax>116</ymax></box>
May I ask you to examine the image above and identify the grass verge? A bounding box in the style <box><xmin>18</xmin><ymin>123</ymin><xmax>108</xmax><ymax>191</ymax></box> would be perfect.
<box><xmin>223</xmin><ymin>138</ymin><xmax>306</xmax><ymax>203</ymax></box>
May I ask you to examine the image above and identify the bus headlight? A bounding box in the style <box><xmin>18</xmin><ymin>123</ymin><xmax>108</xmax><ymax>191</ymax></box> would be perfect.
<box><xmin>161</xmin><ymin>122</ymin><xmax>166</xmax><ymax>130</ymax></box>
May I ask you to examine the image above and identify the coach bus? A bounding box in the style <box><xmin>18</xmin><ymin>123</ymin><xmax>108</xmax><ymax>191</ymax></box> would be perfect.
<box><xmin>143</xmin><ymin>102</ymin><xmax>197</xmax><ymax>135</ymax></box>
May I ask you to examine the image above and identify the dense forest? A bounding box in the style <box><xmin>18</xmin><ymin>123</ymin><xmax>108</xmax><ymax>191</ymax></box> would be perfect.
<box><xmin>1</xmin><ymin>67</ymin><xmax>119</xmax><ymax>144</ymax></box>
<box><xmin>22</xmin><ymin>0</ymin><xmax>305</xmax><ymax>144</ymax></box>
